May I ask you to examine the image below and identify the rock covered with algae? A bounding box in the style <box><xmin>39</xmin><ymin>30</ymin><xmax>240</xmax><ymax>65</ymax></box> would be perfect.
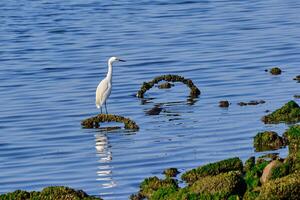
<box><xmin>269</xmin><ymin>67</ymin><xmax>282</xmax><ymax>75</ymax></box>
<box><xmin>262</xmin><ymin>101</ymin><xmax>300</xmax><ymax>124</ymax></box>
<box><xmin>81</xmin><ymin>114</ymin><xmax>139</xmax><ymax>130</ymax></box>
<box><xmin>283</xmin><ymin>124</ymin><xmax>300</xmax><ymax>154</ymax></box>
<box><xmin>253</xmin><ymin>131</ymin><xmax>287</xmax><ymax>152</ymax></box>
<box><xmin>0</xmin><ymin>186</ymin><xmax>102</xmax><ymax>200</ymax></box>
<box><xmin>181</xmin><ymin>157</ymin><xmax>243</xmax><ymax>185</ymax></box>
<box><xmin>163</xmin><ymin>168</ymin><xmax>179</xmax><ymax>178</ymax></box>
<box><xmin>136</xmin><ymin>74</ymin><xmax>200</xmax><ymax>98</ymax></box>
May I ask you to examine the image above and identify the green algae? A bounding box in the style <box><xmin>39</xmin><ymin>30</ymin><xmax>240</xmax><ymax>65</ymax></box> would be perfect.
<box><xmin>283</xmin><ymin>124</ymin><xmax>300</xmax><ymax>154</ymax></box>
<box><xmin>257</xmin><ymin>173</ymin><xmax>300</xmax><ymax>200</ymax></box>
<box><xmin>163</xmin><ymin>168</ymin><xmax>179</xmax><ymax>178</ymax></box>
<box><xmin>136</xmin><ymin>74</ymin><xmax>200</xmax><ymax>98</ymax></box>
<box><xmin>188</xmin><ymin>171</ymin><xmax>246</xmax><ymax>199</ymax></box>
<box><xmin>269</xmin><ymin>67</ymin><xmax>282</xmax><ymax>75</ymax></box>
<box><xmin>181</xmin><ymin>157</ymin><xmax>243</xmax><ymax>185</ymax></box>
<box><xmin>244</xmin><ymin>156</ymin><xmax>255</xmax><ymax>172</ymax></box>
<box><xmin>244</xmin><ymin>160</ymin><xmax>269</xmax><ymax>191</ymax></box>
<box><xmin>253</xmin><ymin>131</ymin><xmax>286</xmax><ymax>152</ymax></box>
<box><xmin>0</xmin><ymin>186</ymin><xmax>102</xmax><ymax>200</ymax></box>
<box><xmin>81</xmin><ymin>114</ymin><xmax>139</xmax><ymax>130</ymax></box>
<box><xmin>262</xmin><ymin>101</ymin><xmax>300</xmax><ymax>124</ymax></box>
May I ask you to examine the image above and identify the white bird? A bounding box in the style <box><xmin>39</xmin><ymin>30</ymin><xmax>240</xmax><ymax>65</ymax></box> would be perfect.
<box><xmin>96</xmin><ymin>56</ymin><xmax>125</xmax><ymax>114</ymax></box>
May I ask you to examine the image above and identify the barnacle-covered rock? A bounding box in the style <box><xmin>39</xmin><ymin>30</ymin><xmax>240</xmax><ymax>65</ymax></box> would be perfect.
<box><xmin>81</xmin><ymin>114</ymin><xmax>139</xmax><ymax>130</ymax></box>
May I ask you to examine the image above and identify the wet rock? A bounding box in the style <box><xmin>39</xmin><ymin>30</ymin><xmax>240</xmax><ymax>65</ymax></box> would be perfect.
<box><xmin>219</xmin><ymin>100</ymin><xmax>230</xmax><ymax>107</ymax></box>
<box><xmin>253</xmin><ymin>131</ymin><xmax>286</xmax><ymax>152</ymax></box>
<box><xmin>283</xmin><ymin>125</ymin><xmax>300</xmax><ymax>154</ymax></box>
<box><xmin>269</xmin><ymin>67</ymin><xmax>282</xmax><ymax>75</ymax></box>
<box><xmin>146</xmin><ymin>105</ymin><xmax>163</xmax><ymax>115</ymax></box>
<box><xmin>181</xmin><ymin>157</ymin><xmax>243</xmax><ymax>185</ymax></box>
<box><xmin>81</xmin><ymin>114</ymin><xmax>139</xmax><ymax>130</ymax></box>
<box><xmin>163</xmin><ymin>168</ymin><xmax>179</xmax><ymax>178</ymax></box>
<box><xmin>293</xmin><ymin>75</ymin><xmax>300</xmax><ymax>82</ymax></box>
<box><xmin>238</xmin><ymin>100</ymin><xmax>265</xmax><ymax>106</ymax></box>
<box><xmin>188</xmin><ymin>171</ymin><xmax>246</xmax><ymax>199</ymax></box>
<box><xmin>262</xmin><ymin>101</ymin><xmax>300</xmax><ymax>124</ymax></box>
<box><xmin>136</xmin><ymin>74</ymin><xmax>200</xmax><ymax>98</ymax></box>
<box><xmin>294</xmin><ymin>94</ymin><xmax>300</xmax><ymax>98</ymax></box>
<box><xmin>0</xmin><ymin>186</ymin><xmax>102</xmax><ymax>200</ymax></box>
<box><xmin>158</xmin><ymin>82</ymin><xmax>174</xmax><ymax>89</ymax></box>
<box><xmin>257</xmin><ymin>173</ymin><xmax>300</xmax><ymax>200</ymax></box>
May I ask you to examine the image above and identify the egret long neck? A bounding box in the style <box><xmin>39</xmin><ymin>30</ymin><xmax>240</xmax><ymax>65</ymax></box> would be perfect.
<box><xmin>106</xmin><ymin>61</ymin><xmax>113</xmax><ymax>82</ymax></box>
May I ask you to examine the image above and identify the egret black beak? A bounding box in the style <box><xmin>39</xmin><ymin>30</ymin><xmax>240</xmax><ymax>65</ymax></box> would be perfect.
<box><xmin>118</xmin><ymin>59</ymin><xmax>126</xmax><ymax>62</ymax></box>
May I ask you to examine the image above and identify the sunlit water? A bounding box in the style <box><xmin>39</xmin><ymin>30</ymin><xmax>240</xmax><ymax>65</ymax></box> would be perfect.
<box><xmin>1</xmin><ymin>1</ymin><xmax>300</xmax><ymax>199</ymax></box>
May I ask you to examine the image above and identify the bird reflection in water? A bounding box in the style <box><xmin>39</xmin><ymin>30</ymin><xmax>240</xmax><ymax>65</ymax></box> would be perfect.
<box><xmin>95</xmin><ymin>133</ymin><xmax>116</xmax><ymax>189</ymax></box>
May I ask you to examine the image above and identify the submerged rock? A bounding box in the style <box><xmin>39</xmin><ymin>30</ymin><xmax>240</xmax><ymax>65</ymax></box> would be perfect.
<box><xmin>262</xmin><ymin>101</ymin><xmax>300</xmax><ymax>124</ymax></box>
<box><xmin>81</xmin><ymin>114</ymin><xmax>139</xmax><ymax>130</ymax></box>
<box><xmin>181</xmin><ymin>157</ymin><xmax>243</xmax><ymax>185</ymax></box>
<box><xmin>293</xmin><ymin>75</ymin><xmax>300</xmax><ymax>82</ymax></box>
<box><xmin>257</xmin><ymin>173</ymin><xmax>300</xmax><ymax>200</ymax></box>
<box><xmin>253</xmin><ymin>131</ymin><xmax>286</xmax><ymax>152</ymax></box>
<box><xmin>238</xmin><ymin>100</ymin><xmax>265</xmax><ymax>106</ymax></box>
<box><xmin>136</xmin><ymin>74</ymin><xmax>200</xmax><ymax>98</ymax></box>
<box><xmin>0</xmin><ymin>186</ymin><xmax>102</xmax><ymax>200</ymax></box>
<box><xmin>219</xmin><ymin>100</ymin><xmax>230</xmax><ymax>107</ymax></box>
<box><xmin>269</xmin><ymin>67</ymin><xmax>282</xmax><ymax>75</ymax></box>
<box><xmin>146</xmin><ymin>105</ymin><xmax>163</xmax><ymax>115</ymax></box>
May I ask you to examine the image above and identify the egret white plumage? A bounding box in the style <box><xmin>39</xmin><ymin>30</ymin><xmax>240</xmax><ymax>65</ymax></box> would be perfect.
<box><xmin>96</xmin><ymin>56</ymin><xmax>125</xmax><ymax>114</ymax></box>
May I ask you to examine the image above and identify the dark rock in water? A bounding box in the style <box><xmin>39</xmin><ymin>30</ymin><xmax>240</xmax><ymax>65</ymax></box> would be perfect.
<box><xmin>253</xmin><ymin>131</ymin><xmax>287</xmax><ymax>152</ymax></box>
<box><xmin>238</xmin><ymin>100</ymin><xmax>265</xmax><ymax>106</ymax></box>
<box><xmin>81</xmin><ymin>114</ymin><xmax>139</xmax><ymax>130</ymax></box>
<box><xmin>293</xmin><ymin>75</ymin><xmax>300</xmax><ymax>82</ymax></box>
<box><xmin>269</xmin><ymin>67</ymin><xmax>282</xmax><ymax>75</ymax></box>
<box><xmin>146</xmin><ymin>105</ymin><xmax>163</xmax><ymax>115</ymax></box>
<box><xmin>0</xmin><ymin>186</ymin><xmax>102</xmax><ymax>200</ymax></box>
<box><xmin>181</xmin><ymin>157</ymin><xmax>243</xmax><ymax>185</ymax></box>
<box><xmin>163</xmin><ymin>168</ymin><xmax>179</xmax><ymax>178</ymax></box>
<box><xmin>219</xmin><ymin>100</ymin><xmax>230</xmax><ymax>107</ymax></box>
<box><xmin>294</xmin><ymin>95</ymin><xmax>300</xmax><ymax>99</ymax></box>
<box><xmin>158</xmin><ymin>82</ymin><xmax>174</xmax><ymax>89</ymax></box>
<box><xmin>262</xmin><ymin>101</ymin><xmax>300</xmax><ymax>124</ymax></box>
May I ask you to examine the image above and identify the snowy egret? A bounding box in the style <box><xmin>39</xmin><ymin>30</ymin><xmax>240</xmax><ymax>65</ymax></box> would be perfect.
<box><xmin>96</xmin><ymin>56</ymin><xmax>125</xmax><ymax>114</ymax></box>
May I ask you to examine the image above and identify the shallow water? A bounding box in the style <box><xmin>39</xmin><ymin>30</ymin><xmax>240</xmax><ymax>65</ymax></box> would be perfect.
<box><xmin>1</xmin><ymin>1</ymin><xmax>300</xmax><ymax>199</ymax></box>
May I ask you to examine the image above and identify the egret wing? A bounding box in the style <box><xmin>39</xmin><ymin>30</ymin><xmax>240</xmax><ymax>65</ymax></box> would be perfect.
<box><xmin>96</xmin><ymin>78</ymin><xmax>108</xmax><ymax>108</ymax></box>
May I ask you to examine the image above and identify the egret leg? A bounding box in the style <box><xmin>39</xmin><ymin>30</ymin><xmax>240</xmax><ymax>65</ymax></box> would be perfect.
<box><xmin>105</xmin><ymin>101</ymin><xmax>108</xmax><ymax>114</ymax></box>
<box><xmin>100</xmin><ymin>107</ymin><xmax>103</xmax><ymax>114</ymax></box>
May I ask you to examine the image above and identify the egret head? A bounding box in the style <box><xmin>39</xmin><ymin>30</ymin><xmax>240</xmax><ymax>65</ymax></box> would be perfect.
<box><xmin>109</xmin><ymin>56</ymin><xmax>126</xmax><ymax>64</ymax></box>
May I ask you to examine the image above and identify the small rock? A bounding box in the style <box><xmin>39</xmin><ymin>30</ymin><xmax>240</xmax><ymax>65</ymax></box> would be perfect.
<box><xmin>163</xmin><ymin>168</ymin><xmax>179</xmax><ymax>178</ymax></box>
<box><xmin>269</xmin><ymin>67</ymin><xmax>282</xmax><ymax>75</ymax></box>
<box><xmin>158</xmin><ymin>82</ymin><xmax>174</xmax><ymax>89</ymax></box>
<box><xmin>260</xmin><ymin>160</ymin><xmax>283</xmax><ymax>184</ymax></box>
<box><xmin>294</xmin><ymin>94</ymin><xmax>300</xmax><ymax>98</ymax></box>
<box><xmin>219</xmin><ymin>100</ymin><xmax>230</xmax><ymax>107</ymax></box>
<box><xmin>293</xmin><ymin>75</ymin><xmax>300</xmax><ymax>81</ymax></box>
<box><xmin>146</xmin><ymin>105</ymin><xmax>163</xmax><ymax>115</ymax></box>
<box><xmin>238</xmin><ymin>100</ymin><xmax>265</xmax><ymax>106</ymax></box>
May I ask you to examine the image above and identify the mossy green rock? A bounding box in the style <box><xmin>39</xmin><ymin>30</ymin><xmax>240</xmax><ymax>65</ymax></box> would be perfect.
<box><xmin>81</xmin><ymin>114</ymin><xmax>139</xmax><ymax>130</ymax></box>
<box><xmin>138</xmin><ymin>176</ymin><xmax>178</xmax><ymax>199</ymax></box>
<box><xmin>181</xmin><ymin>157</ymin><xmax>243</xmax><ymax>185</ymax></box>
<box><xmin>269</xmin><ymin>67</ymin><xmax>282</xmax><ymax>75</ymax></box>
<box><xmin>188</xmin><ymin>171</ymin><xmax>246</xmax><ymax>199</ymax></box>
<box><xmin>257</xmin><ymin>173</ymin><xmax>300</xmax><ymax>200</ymax></box>
<box><xmin>163</xmin><ymin>168</ymin><xmax>179</xmax><ymax>178</ymax></box>
<box><xmin>262</xmin><ymin>101</ymin><xmax>300</xmax><ymax>124</ymax></box>
<box><xmin>253</xmin><ymin>131</ymin><xmax>286</xmax><ymax>152</ymax></box>
<box><xmin>283</xmin><ymin>125</ymin><xmax>300</xmax><ymax>154</ymax></box>
<box><xmin>0</xmin><ymin>186</ymin><xmax>102</xmax><ymax>200</ymax></box>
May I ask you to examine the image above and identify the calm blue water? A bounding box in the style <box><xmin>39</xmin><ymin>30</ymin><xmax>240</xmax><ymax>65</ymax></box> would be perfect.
<box><xmin>1</xmin><ymin>1</ymin><xmax>300</xmax><ymax>199</ymax></box>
